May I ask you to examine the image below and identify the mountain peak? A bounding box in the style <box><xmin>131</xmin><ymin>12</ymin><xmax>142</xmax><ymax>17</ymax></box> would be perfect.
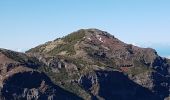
<box><xmin>27</xmin><ymin>28</ymin><xmax>158</xmax><ymax>66</ymax></box>
<box><xmin>62</xmin><ymin>28</ymin><xmax>118</xmax><ymax>47</ymax></box>
<box><xmin>27</xmin><ymin>29</ymin><xmax>156</xmax><ymax>57</ymax></box>
<box><xmin>27</xmin><ymin>28</ymin><xmax>121</xmax><ymax>55</ymax></box>
<box><xmin>74</xmin><ymin>28</ymin><xmax>115</xmax><ymax>38</ymax></box>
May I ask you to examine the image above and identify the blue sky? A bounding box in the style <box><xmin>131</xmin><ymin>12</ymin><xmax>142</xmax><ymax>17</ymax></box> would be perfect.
<box><xmin>0</xmin><ymin>0</ymin><xmax>170</xmax><ymax>57</ymax></box>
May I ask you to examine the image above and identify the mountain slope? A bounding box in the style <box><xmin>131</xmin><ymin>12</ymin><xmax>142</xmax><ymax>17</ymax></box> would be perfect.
<box><xmin>0</xmin><ymin>28</ymin><xmax>169</xmax><ymax>100</ymax></box>
<box><xmin>26</xmin><ymin>29</ymin><xmax>170</xmax><ymax>100</ymax></box>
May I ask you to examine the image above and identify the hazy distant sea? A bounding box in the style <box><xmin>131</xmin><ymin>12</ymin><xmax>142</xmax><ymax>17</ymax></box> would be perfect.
<box><xmin>155</xmin><ymin>47</ymin><xmax>170</xmax><ymax>58</ymax></box>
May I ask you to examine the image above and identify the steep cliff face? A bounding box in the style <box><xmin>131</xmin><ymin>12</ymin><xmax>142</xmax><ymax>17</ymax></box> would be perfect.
<box><xmin>0</xmin><ymin>29</ymin><xmax>169</xmax><ymax>100</ymax></box>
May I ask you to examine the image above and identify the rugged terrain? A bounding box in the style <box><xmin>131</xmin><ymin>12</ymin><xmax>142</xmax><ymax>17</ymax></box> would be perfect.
<box><xmin>0</xmin><ymin>29</ymin><xmax>169</xmax><ymax>100</ymax></box>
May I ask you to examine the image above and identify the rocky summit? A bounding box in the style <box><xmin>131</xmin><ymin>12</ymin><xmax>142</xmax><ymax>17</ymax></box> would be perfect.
<box><xmin>0</xmin><ymin>29</ymin><xmax>169</xmax><ymax>100</ymax></box>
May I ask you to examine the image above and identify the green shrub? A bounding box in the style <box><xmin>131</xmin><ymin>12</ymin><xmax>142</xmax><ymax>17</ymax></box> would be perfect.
<box><xmin>38</xmin><ymin>66</ymin><xmax>69</xmax><ymax>83</ymax></box>
<box><xmin>26</xmin><ymin>43</ymin><xmax>48</xmax><ymax>53</ymax></box>
<box><xmin>69</xmin><ymin>58</ymin><xmax>89</xmax><ymax>71</ymax></box>
<box><xmin>63</xmin><ymin>29</ymin><xmax>85</xmax><ymax>43</ymax></box>
<box><xmin>48</xmin><ymin>43</ymin><xmax>76</xmax><ymax>56</ymax></box>
<box><xmin>127</xmin><ymin>60</ymin><xmax>152</xmax><ymax>75</ymax></box>
<box><xmin>1</xmin><ymin>50</ymin><xmax>25</xmax><ymax>63</ymax></box>
<box><xmin>38</xmin><ymin>66</ymin><xmax>90</xmax><ymax>99</ymax></box>
<box><xmin>61</xmin><ymin>82</ymin><xmax>91</xmax><ymax>99</ymax></box>
<box><xmin>127</xmin><ymin>67</ymin><xmax>150</xmax><ymax>75</ymax></box>
<box><xmin>48</xmin><ymin>30</ymin><xmax>86</xmax><ymax>55</ymax></box>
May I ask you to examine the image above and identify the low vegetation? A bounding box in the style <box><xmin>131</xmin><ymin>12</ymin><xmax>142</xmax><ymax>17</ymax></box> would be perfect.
<box><xmin>38</xmin><ymin>62</ymin><xmax>90</xmax><ymax>99</ymax></box>
<box><xmin>48</xmin><ymin>43</ymin><xmax>76</xmax><ymax>56</ymax></box>
<box><xmin>127</xmin><ymin>60</ymin><xmax>153</xmax><ymax>75</ymax></box>
<box><xmin>63</xmin><ymin>29</ymin><xmax>86</xmax><ymax>43</ymax></box>
<box><xmin>38</xmin><ymin>66</ymin><xmax>69</xmax><ymax>83</ymax></box>
<box><xmin>26</xmin><ymin>43</ymin><xmax>48</xmax><ymax>53</ymax></box>
<box><xmin>47</xmin><ymin>30</ymin><xmax>86</xmax><ymax>56</ymax></box>
<box><xmin>0</xmin><ymin>49</ymin><xmax>41</xmax><ymax>68</ymax></box>
<box><xmin>60</xmin><ymin>82</ymin><xmax>91</xmax><ymax>100</ymax></box>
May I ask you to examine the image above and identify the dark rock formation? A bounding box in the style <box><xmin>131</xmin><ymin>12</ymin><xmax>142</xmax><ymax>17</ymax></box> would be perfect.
<box><xmin>1</xmin><ymin>71</ymin><xmax>82</xmax><ymax>100</ymax></box>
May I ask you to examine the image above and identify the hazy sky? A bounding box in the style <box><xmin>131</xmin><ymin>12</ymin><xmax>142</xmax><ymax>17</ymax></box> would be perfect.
<box><xmin>0</xmin><ymin>0</ymin><xmax>170</xmax><ymax>57</ymax></box>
